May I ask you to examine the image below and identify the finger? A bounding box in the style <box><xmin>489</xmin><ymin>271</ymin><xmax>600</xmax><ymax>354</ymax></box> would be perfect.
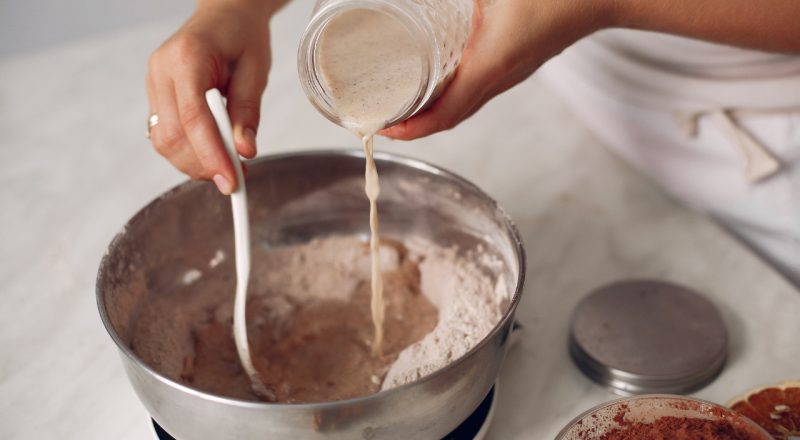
<box><xmin>150</xmin><ymin>68</ymin><xmax>205</xmax><ymax>178</ymax></box>
<box><xmin>146</xmin><ymin>70</ymin><xmax>157</xmax><ymax>115</ymax></box>
<box><xmin>227</xmin><ymin>48</ymin><xmax>270</xmax><ymax>159</ymax></box>
<box><xmin>380</xmin><ymin>55</ymin><xmax>491</xmax><ymax>141</ymax></box>
<box><xmin>382</xmin><ymin>3</ymin><xmax>518</xmax><ymax>141</ymax></box>
<box><xmin>173</xmin><ymin>71</ymin><xmax>238</xmax><ymax>195</ymax></box>
<box><xmin>166</xmin><ymin>138</ymin><xmax>206</xmax><ymax>178</ymax></box>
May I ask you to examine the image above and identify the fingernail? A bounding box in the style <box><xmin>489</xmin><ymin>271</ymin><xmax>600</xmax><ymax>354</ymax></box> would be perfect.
<box><xmin>234</xmin><ymin>126</ymin><xmax>257</xmax><ymax>157</ymax></box>
<box><xmin>244</xmin><ymin>128</ymin><xmax>257</xmax><ymax>149</ymax></box>
<box><xmin>213</xmin><ymin>174</ymin><xmax>233</xmax><ymax>195</ymax></box>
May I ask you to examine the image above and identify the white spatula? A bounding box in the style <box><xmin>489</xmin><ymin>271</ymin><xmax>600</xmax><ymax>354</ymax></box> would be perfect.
<box><xmin>205</xmin><ymin>88</ymin><xmax>272</xmax><ymax>400</ymax></box>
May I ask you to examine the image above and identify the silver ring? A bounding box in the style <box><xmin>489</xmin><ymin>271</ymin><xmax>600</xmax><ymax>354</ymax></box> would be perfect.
<box><xmin>146</xmin><ymin>113</ymin><xmax>159</xmax><ymax>139</ymax></box>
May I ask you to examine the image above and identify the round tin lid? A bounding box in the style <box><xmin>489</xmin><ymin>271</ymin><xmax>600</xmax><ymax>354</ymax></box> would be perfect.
<box><xmin>569</xmin><ymin>280</ymin><xmax>727</xmax><ymax>395</ymax></box>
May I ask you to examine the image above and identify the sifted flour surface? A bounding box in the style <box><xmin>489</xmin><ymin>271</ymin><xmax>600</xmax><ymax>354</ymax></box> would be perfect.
<box><xmin>130</xmin><ymin>235</ymin><xmax>506</xmax><ymax>403</ymax></box>
<box><xmin>382</xmin><ymin>239</ymin><xmax>507</xmax><ymax>389</ymax></box>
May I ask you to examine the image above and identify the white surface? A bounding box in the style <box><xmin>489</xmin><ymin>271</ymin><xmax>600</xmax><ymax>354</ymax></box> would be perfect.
<box><xmin>1</xmin><ymin>2</ymin><xmax>798</xmax><ymax>439</ymax></box>
<box><xmin>0</xmin><ymin>0</ymin><xmax>193</xmax><ymax>56</ymax></box>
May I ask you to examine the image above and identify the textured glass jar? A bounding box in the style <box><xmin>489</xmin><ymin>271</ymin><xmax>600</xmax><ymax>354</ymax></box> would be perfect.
<box><xmin>298</xmin><ymin>0</ymin><xmax>472</xmax><ymax>130</ymax></box>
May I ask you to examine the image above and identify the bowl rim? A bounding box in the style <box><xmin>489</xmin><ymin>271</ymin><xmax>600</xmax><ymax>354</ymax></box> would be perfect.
<box><xmin>95</xmin><ymin>148</ymin><xmax>527</xmax><ymax>410</ymax></box>
<box><xmin>554</xmin><ymin>394</ymin><xmax>773</xmax><ymax>439</ymax></box>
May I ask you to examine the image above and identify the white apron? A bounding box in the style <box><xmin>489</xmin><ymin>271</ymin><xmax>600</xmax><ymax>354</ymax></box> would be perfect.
<box><xmin>539</xmin><ymin>29</ymin><xmax>800</xmax><ymax>284</ymax></box>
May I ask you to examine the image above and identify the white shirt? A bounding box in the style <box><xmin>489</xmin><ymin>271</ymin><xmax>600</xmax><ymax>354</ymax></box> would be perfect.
<box><xmin>539</xmin><ymin>29</ymin><xmax>800</xmax><ymax>284</ymax></box>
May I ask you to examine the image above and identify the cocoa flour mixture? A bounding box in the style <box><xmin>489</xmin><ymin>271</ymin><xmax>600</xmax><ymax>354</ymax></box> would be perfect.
<box><xmin>576</xmin><ymin>403</ymin><xmax>771</xmax><ymax>440</ymax></box>
<box><xmin>598</xmin><ymin>416</ymin><xmax>766</xmax><ymax>440</ymax></box>
<box><xmin>130</xmin><ymin>235</ymin><xmax>506</xmax><ymax>403</ymax></box>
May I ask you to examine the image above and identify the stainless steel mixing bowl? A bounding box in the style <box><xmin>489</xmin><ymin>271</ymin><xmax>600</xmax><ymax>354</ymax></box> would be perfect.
<box><xmin>97</xmin><ymin>150</ymin><xmax>525</xmax><ymax>439</ymax></box>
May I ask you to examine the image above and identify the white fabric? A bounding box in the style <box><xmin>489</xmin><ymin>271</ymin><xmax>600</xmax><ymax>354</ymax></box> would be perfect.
<box><xmin>539</xmin><ymin>29</ymin><xmax>800</xmax><ymax>284</ymax></box>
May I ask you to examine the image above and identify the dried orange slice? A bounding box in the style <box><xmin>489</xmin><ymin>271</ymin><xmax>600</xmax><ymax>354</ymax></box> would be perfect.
<box><xmin>729</xmin><ymin>380</ymin><xmax>800</xmax><ymax>439</ymax></box>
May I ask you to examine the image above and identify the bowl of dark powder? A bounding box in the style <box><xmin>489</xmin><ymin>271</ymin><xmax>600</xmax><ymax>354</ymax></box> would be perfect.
<box><xmin>556</xmin><ymin>395</ymin><xmax>771</xmax><ymax>440</ymax></box>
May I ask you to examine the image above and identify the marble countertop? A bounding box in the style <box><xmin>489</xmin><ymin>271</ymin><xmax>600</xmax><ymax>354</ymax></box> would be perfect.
<box><xmin>1</xmin><ymin>2</ymin><xmax>798</xmax><ymax>439</ymax></box>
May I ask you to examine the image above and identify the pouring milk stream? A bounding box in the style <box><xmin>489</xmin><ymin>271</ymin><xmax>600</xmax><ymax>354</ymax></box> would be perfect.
<box><xmin>316</xmin><ymin>8</ymin><xmax>428</xmax><ymax>356</ymax></box>
<box><xmin>212</xmin><ymin>3</ymin><xmax>469</xmax><ymax>396</ymax></box>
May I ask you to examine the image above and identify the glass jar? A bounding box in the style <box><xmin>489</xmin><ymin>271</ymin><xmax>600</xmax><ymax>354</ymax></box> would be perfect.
<box><xmin>298</xmin><ymin>0</ymin><xmax>473</xmax><ymax>130</ymax></box>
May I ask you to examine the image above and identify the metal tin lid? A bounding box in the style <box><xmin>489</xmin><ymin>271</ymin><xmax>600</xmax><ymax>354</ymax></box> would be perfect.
<box><xmin>569</xmin><ymin>280</ymin><xmax>727</xmax><ymax>395</ymax></box>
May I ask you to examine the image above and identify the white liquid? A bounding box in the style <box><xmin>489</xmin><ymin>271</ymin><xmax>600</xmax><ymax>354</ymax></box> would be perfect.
<box><xmin>319</xmin><ymin>9</ymin><xmax>424</xmax><ymax>356</ymax></box>
<box><xmin>362</xmin><ymin>134</ymin><xmax>384</xmax><ymax>356</ymax></box>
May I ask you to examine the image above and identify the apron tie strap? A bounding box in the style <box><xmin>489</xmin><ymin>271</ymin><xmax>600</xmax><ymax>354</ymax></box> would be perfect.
<box><xmin>677</xmin><ymin>109</ymin><xmax>782</xmax><ymax>183</ymax></box>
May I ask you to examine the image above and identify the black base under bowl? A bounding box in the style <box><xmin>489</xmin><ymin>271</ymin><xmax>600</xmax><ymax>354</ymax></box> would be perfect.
<box><xmin>152</xmin><ymin>386</ymin><xmax>496</xmax><ymax>440</ymax></box>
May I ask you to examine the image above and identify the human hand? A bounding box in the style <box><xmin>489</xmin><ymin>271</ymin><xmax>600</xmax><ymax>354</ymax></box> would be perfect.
<box><xmin>147</xmin><ymin>2</ymin><xmax>274</xmax><ymax>194</ymax></box>
<box><xmin>382</xmin><ymin>0</ymin><xmax>615</xmax><ymax>140</ymax></box>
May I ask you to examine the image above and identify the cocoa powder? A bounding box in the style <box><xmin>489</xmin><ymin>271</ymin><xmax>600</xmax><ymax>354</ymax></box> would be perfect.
<box><xmin>594</xmin><ymin>403</ymin><xmax>768</xmax><ymax>440</ymax></box>
<box><xmin>599</xmin><ymin>416</ymin><xmax>764</xmax><ymax>440</ymax></box>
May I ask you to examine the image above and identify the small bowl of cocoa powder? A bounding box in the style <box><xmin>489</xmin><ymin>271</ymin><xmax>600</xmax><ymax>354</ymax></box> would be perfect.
<box><xmin>556</xmin><ymin>395</ymin><xmax>771</xmax><ymax>440</ymax></box>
